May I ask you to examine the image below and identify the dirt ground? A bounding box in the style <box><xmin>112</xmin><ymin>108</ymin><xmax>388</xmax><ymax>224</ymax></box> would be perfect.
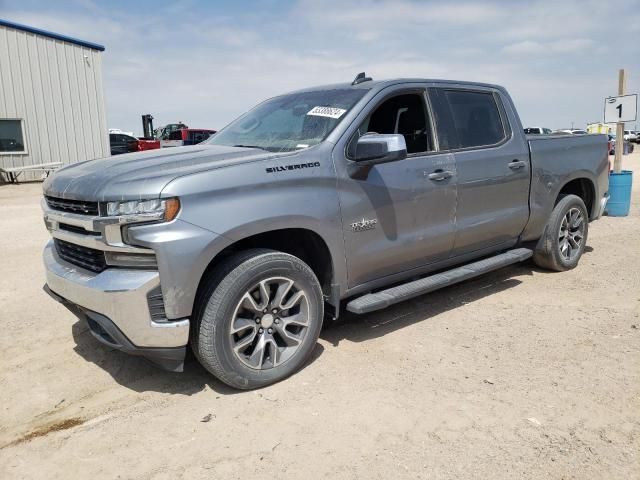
<box><xmin>0</xmin><ymin>153</ymin><xmax>638</xmax><ymax>480</ymax></box>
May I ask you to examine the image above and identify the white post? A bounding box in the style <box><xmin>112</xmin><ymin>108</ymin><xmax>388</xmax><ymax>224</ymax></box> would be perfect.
<box><xmin>613</xmin><ymin>69</ymin><xmax>626</xmax><ymax>173</ymax></box>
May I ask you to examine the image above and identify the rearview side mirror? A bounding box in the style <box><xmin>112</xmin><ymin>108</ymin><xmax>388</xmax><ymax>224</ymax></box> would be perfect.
<box><xmin>355</xmin><ymin>133</ymin><xmax>407</xmax><ymax>165</ymax></box>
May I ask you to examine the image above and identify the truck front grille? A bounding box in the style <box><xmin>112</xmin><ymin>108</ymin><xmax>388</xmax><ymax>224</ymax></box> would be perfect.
<box><xmin>46</xmin><ymin>196</ymin><xmax>99</xmax><ymax>216</ymax></box>
<box><xmin>54</xmin><ymin>239</ymin><xmax>107</xmax><ymax>273</ymax></box>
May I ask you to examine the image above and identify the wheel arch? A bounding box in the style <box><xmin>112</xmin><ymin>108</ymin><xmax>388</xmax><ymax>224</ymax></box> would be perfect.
<box><xmin>194</xmin><ymin>227</ymin><xmax>337</xmax><ymax>317</ymax></box>
<box><xmin>556</xmin><ymin>177</ymin><xmax>596</xmax><ymax>219</ymax></box>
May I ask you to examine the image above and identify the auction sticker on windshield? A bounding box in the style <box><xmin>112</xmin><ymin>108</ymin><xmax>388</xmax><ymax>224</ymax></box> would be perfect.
<box><xmin>307</xmin><ymin>106</ymin><xmax>347</xmax><ymax>119</ymax></box>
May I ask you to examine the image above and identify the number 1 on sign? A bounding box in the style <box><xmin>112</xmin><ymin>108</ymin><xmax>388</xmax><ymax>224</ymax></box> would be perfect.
<box><xmin>616</xmin><ymin>104</ymin><xmax>622</xmax><ymax>118</ymax></box>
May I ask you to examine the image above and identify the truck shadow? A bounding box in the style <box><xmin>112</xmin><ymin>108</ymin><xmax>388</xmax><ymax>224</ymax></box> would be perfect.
<box><xmin>321</xmin><ymin>263</ymin><xmax>536</xmax><ymax>347</ymax></box>
<box><xmin>70</xmin><ymin>322</ymin><xmax>234</xmax><ymax>395</ymax></box>
<box><xmin>69</xmin><ymin>261</ymin><xmax>552</xmax><ymax>395</ymax></box>
<box><xmin>70</xmin><ymin>321</ymin><xmax>325</xmax><ymax>396</ymax></box>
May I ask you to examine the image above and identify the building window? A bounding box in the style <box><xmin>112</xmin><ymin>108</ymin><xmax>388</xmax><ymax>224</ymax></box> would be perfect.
<box><xmin>0</xmin><ymin>119</ymin><xmax>26</xmax><ymax>153</ymax></box>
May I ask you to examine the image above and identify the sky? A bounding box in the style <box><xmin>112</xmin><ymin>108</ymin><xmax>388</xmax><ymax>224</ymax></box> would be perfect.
<box><xmin>1</xmin><ymin>0</ymin><xmax>639</xmax><ymax>135</ymax></box>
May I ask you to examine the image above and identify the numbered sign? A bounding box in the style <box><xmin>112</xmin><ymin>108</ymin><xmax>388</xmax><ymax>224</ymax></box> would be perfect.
<box><xmin>604</xmin><ymin>94</ymin><xmax>638</xmax><ymax>123</ymax></box>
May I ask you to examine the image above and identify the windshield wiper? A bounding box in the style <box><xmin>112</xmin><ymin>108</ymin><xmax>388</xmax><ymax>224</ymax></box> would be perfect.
<box><xmin>232</xmin><ymin>144</ymin><xmax>269</xmax><ymax>151</ymax></box>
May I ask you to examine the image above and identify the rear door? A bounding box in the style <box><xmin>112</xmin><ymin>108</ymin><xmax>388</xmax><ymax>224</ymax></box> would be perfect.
<box><xmin>429</xmin><ymin>87</ymin><xmax>530</xmax><ymax>255</ymax></box>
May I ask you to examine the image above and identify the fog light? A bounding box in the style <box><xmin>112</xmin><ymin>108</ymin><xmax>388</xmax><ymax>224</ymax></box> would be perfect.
<box><xmin>104</xmin><ymin>251</ymin><xmax>158</xmax><ymax>268</ymax></box>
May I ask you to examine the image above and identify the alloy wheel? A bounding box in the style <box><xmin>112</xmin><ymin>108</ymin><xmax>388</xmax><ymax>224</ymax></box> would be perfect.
<box><xmin>558</xmin><ymin>207</ymin><xmax>585</xmax><ymax>261</ymax></box>
<box><xmin>229</xmin><ymin>277</ymin><xmax>310</xmax><ymax>370</ymax></box>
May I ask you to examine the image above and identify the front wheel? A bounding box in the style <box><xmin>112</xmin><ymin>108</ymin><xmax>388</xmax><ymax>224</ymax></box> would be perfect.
<box><xmin>533</xmin><ymin>194</ymin><xmax>589</xmax><ymax>272</ymax></box>
<box><xmin>191</xmin><ymin>249</ymin><xmax>324</xmax><ymax>390</ymax></box>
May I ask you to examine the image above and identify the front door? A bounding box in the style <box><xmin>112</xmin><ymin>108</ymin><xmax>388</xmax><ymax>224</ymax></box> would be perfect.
<box><xmin>334</xmin><ymin>87</ymin><xmax>458</xmax><ymax>288</ymax></box>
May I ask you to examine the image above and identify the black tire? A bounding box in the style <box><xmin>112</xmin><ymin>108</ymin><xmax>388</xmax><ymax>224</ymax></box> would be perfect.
<box><xmin>533</xmin><ymin>194</ymin><xmax>589</xmax><ymax>272</ymax></box>
<box><xmin>191</xmin><ymin>249</ymin><xmax>324</xmax><ymax>390</ymax></box>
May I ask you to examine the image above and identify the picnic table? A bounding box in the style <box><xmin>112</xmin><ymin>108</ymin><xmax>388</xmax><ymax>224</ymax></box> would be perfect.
<box><xmin>0</xmin><ymin>162</ymin><xmax>62</xmax><ymax>183</ymax></box>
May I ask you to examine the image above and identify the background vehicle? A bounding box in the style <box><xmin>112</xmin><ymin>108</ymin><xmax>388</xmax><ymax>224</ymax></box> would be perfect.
<box><xmin>109</xmin><ymin>133</ymin><xmax>138</xmax><ymax>155</ymax></box>
<box><xmin>555</xmin><ymin>129</ymin><xmax>588</xmax><ymax>135</ymax></box>
<box><xmin>109</xmin><ymin>133</ymin><xmax>160</xmax><ymax>155</ymax></box>
<box><xmin>160</xmin><ymin>128</ymin><xmax>217</xmax><ymax>148</ymax></box>
<box><xmin>608</xmin><ymin>133</ymin><xmax>635</xmax><ymax>155</ymax></box>
<box><xmin>623</xmin><ymin>130</ymin><xmax>638</xmax><ymax>143</ymax></box>
<box><xmin>523</xmin><ymin>127</ymin><xmax>552</xmax><ymax>134</ymax></box>
<box><xmin>155</xmin><ymin>122</ymin><xmax>188</xmax><ymax>141</ymax></box>
<box><xmin>42</xmin><ymin>76</ymin><xmax>609</xmax><ymax>389</ymax></box>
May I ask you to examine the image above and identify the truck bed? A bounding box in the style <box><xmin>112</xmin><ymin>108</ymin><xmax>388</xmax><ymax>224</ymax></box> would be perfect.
<box><xmin>522</xmin><ymin>133</ymin><xmax>609</xmax><ymax>241</ymax></box>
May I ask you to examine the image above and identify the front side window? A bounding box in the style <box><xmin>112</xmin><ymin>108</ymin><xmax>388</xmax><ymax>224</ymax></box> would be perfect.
<box><xmin>208</xmin><ymin>89</ymin><xmax>368</xmax><ymax>152</ymax></box>
<box><xmin>442</xmin><ymin>90</ymin><xmax>506</xmax><ymax>149</ymax></box>
<box><xmin>348</xmin><ymin>92</ymin><xmax>433</xmax><ymax>157</ymax></box>
<box><xmin>0</xmin><ymin>119</ymin><xmax>26</xmax><ymax>153</ymax></box>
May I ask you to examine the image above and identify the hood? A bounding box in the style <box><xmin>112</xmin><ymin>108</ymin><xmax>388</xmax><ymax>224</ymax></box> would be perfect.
<box><xmin>43</xmin><ymin>145</ymin><xmax>279</xmax><ymax>201</ymax></box>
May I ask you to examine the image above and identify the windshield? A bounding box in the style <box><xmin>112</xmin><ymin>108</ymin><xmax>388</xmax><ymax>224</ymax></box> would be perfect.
<box><xmin>207</xmin><ymin>89</ymin><xmax>368</xmax><ymax>152</ymax></box>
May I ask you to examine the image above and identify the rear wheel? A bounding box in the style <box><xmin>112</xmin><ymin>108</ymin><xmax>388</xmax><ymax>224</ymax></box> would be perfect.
<box><xmin>192</xmin><ymin>249</ymin><xmax>323</xmax><ymax>390</ymax></box>
<box><xmin>533</xmin><ymin>194</ymin><xmax>589</xmax><ymax>271</ymax></box>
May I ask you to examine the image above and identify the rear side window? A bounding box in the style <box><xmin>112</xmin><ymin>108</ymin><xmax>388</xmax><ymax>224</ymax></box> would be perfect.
<box><xmin>441</xmin><ymin>90</ymin><xmax>506</xmax><ymax>149</ymax></box>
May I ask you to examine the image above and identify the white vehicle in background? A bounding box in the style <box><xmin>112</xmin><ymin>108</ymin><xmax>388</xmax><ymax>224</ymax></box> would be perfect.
<box><xmin>108</xmin><ymin>128</ymin><xmax>136</xmax><ymax>137</ymax></box>
<box><xmin>555</xmin><ymin>129</ymin><xmax>588</xmax><ymax>135</ymax></box>
<box><xmin>524</xmin><ymin>127</ymin><xmax>552</xmax><ymax>134</ymax></box>
<box><xmin>623</xmin><ymin>130</ymin><xmax>638</xmax><ymax>143</ymax></box>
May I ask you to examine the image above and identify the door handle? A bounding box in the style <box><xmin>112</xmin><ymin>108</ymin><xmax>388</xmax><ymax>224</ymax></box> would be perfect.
<box><xmin>508</xmin><ymin>160</ymin><xmax>526</xmax><ymax>170</ymax></box>
<box><xmin>427</xmin><ymin>170</ymin><xmax>453</xmax><ymax>181</ymax></box>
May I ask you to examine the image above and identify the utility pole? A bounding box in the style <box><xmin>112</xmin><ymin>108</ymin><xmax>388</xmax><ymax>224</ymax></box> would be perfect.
<box><xmin>613</xmin><ymin>69</ymin><xmax>626</xmax><ymax>173</ymax></box>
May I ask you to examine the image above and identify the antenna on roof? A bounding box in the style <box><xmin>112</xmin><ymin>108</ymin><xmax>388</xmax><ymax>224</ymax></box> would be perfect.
<box><xmin>352</xmin><ymin>72</ymin><xmax>372</xmax><ymax>85</ymax></box>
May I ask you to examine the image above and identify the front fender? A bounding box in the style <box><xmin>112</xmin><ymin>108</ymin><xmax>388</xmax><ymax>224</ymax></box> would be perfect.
<box><xmin>152</xmin><ymin>148</ymin><xmax>347</xmax><ymax>315</ymax></box>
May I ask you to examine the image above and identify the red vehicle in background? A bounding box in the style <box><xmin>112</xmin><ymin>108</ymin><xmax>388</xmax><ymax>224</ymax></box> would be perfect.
<box><xmin>109</xmin><ymin>115</ymin><xmax>161</xmax><ymax>155</ymax></box>
<box><xmin>160</xmin><ymin>128</ymin><xmax>217</xmax><ymax>148</ymax></box>
<box><xmin>137</xmin><ymin>138</ymin><xmax>161</xmax><ymax>151</ymax></box>
<box><xmin>109</xmin><ymin>132</ymin><xmax>160</xmax><ymax>155</ymax></box>
<box><xmin>109</xmin><ymin>116</ymin><xmax>216</xmax><ymax>155</ymax></box>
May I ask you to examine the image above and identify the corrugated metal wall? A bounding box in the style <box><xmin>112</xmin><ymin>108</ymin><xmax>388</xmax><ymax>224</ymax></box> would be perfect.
<box><xmin>0</xmin><ymin>25</ymin><xmax>109</xmax><ymax>181</ymax></box>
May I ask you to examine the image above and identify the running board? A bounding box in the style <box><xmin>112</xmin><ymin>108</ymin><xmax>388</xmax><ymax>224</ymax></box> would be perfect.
<box><xmin>346</xmin><ymin>248</ymin><xmax>533</xmax><ymax>314</ymax></box>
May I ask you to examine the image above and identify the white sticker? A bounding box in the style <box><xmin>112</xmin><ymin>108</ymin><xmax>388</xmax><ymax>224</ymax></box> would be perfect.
<box><xmin>306</xmin><ymin>106</ymin><xmax>347</xmax><ymax>119</ymax></box>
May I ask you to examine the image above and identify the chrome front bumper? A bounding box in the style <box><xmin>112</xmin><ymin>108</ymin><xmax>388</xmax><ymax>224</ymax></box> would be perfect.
<box><xmin>43</xmin><ymin>241</ymin><xmax>189</xmax><ymax>348</ymax></box>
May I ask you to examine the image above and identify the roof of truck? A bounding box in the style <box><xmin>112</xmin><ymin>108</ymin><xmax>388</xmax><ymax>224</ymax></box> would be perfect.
<box><xmin>289</xmin><ymin>78</ymin><xmax>505</xmax><ymax>94</ymax></box>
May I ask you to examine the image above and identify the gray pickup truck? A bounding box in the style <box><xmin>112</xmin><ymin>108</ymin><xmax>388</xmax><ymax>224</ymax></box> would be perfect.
<box><xmin>42</xmin><ymin>75</ymin><xmax>609</xmax><ymax>389</ymax></box>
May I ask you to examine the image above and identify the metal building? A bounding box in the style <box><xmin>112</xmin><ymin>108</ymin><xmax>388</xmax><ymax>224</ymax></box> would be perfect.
<box><xmin>0</xmin><ymin>19</ymin><xmax>109</xmax><ymax>181</ymax></box>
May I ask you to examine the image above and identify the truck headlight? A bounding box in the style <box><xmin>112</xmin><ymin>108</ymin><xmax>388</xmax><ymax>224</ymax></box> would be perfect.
<box><xmin>106</xmin><ymin>197</ymin><xmax>180</xmax><ymax>222</ymax></box>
